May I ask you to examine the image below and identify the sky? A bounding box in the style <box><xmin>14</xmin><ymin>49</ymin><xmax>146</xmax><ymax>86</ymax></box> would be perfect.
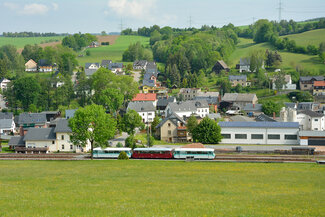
<box><xmin>0</xmin><ymin>0</ymin><xmax>325</xmax><ymax>34</ymax></box>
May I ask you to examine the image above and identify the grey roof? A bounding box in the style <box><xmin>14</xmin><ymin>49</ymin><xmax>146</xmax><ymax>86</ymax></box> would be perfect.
<box><xmin>222</xmin><ymin>93</ymin><xmax>257</xmax><ymax>102</ymax></box>
<box><xmin>300</xmin><ymin>76</ymin><xmax>324</xmax><ymax>82</ymax></box>
<box><xmin>230</xmin><ymin>116</ymin><xmax>254</xmax><ymax>122</ymax></box>
<box><xmin>243</xmin><ymin>103</ymin><xmax>262</xmax><ymax>112</ymax></box>
<box><xmin>85</xmin><ymin>68</ymin><xmax>98</xmax><ymax>77</ymax></box>
<box><xmin>157</xmin><ymin>97</ymin><xmax>176</xmax><ymax>108</ymax></box>
<box><xmin>133</xmin><ymin>60</ymin><xmax>147</xmax><ymax>67</ymax></box>
<box><xmin>18</xmin><ymin>113</ymin><xmax>47</xmax><ymax>125</ymax></box>
<box><xmin>54</xmin><ymin>119</ymin><xmax>72</xmax><ymax>133</ymax></box>
<box><xmin>143</xmin><ymin>79</ymin><xmax>155</xmax><ymax>87</ymax></box>
<box><xmin>0</xmin><ymin>119</ymin><xmax>13</xmax><ymax>129</ymax></box>
<box><xmin>207</xmin><ymin>113</ymin><xmax>221</xmax><ymax>120</ymax></box>
<box><xmin>297</xmin><ymin>102</ymin><xmax>319</xmax><ymax>110</ymax></box>
<box><xmin>108</xmin><ymin>63</ymin><xmax>123</xmax><ymax>70</ymax></box>
<box><xmin>285</xmin><ymin>103</ymin><xmax>297</xmax><ymax>108</ymax></box>
<box><xmin>127</xmin><ymin>101</ymin><xmax>156</xmax><ymax>112</ymax></box>
<box><xmin>101</xmin><ymin>60</ymin><xmax>112</xmax><ymax>67</ymax></box>
<box><xmin>85</xmin><ymin>63</ymin><xmax>100</xmax><ymax>69</ymax></box>
<box><xmin>156</xmin><ymin>113</ymin><xmax>186</xmax><ymax>129</ymax></box>
<box><xmin>216</xmin><ymin>60</ymin><xmax>229</xmax><ymax>69</ymax></box>
<box><xmin>255</xmin><ymin>113</ymin><xmax>277</xmax><ymax>122</ymax></box>
<box><xmin>298</xmin><ymin>110</ymin><xmax>324</xmax><ymax>118</ymax></box>
<box><xmin>145</xmin><ymin>67</ymin><xmax>158</xmax><ymax>74</ymax></box>
<box><xmin>179</xmin><ymin>88</ymin><xmax>200</xmax><ymax>94</ymax></box>
<box><xmin>229</xmin><ymin>75</ymin><xmax>247</xmax><ymax>81</ymax></box>
<box><xmin>66</xmin><ymin>109</ymin><xmax>77</xmax><ymax>119</ymax></box>
<box><xmin>168</xmin><ymin>100</ymin><xmax>209</xmax><ymax>112</ymax></box>
<box><xmin>0</xmin><ymin>112</ymin><xmax>13</xmax><ymax>119</ymax></box>
<box><xmin>23</xmin><ymin>128</ymin><xmax>56</xmax><ymax>141</ymax></box>
<box><xmin>240</xmin><ymin>58</ymin><xmax>250</xmax><ymax>66</ymax></box>
<box><xmin>8</xmin><ymin>136</ymin><xmax>24</xmax><ymax>147</ymax></box>
<box><xmin>299</xmin><ymin>131</ymin><xmax>325</xmax><ymax>137</ymax></box>
<box><xmin>219</xmin><ymin>121</ymin><xmax>299</xmax><ymax>128</ymax></box>
<box><xmin>197</xmin><ymin>91</ymin><xmax>219</xmax><ymax>97</ymax></box>
<box><xmin>39</xmin><ymin>59</ymin><xmax>51</xmax><ymax>67</ymax></box>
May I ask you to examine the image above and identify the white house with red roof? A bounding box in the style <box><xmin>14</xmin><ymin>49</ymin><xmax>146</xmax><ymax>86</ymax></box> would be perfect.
<box><xmin>132</xmin><ymin>93</ymin><xmax>157</xmax><ymax>107</ymax></box>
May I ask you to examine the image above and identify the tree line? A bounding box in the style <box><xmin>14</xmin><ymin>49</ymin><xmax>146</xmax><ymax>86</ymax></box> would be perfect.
<box><xmin>62</xmin><ymin>33</ymin><xmax>97</xmax><ymax>51</ymax></box>
<box><xmin>2</xmin><ymin>32</ymin><xmax>67</xmax><ymax>37</ymax></box>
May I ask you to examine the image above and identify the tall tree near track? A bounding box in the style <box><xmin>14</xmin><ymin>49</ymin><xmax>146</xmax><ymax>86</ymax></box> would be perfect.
<box><xmin>192</xmin><ymin>117</ymin><xmax>222</xmax><ymax>144</ymax></box>
<box><xmin>69</xmin><ymin>104</ymin><xmax>116</xmax><ymax>160</ymax></box>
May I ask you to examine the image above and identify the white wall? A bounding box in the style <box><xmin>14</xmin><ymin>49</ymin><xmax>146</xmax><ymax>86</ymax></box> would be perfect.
<box><xmin>220</xmin><ymin>127</ymin><xmax>299</xmax><ymax>145</ymax></box>
<box><xmin>25</xmin><ymin>140</ymin><xmax>57</xmax><ymax>152</ymax></box>
<box><xmin>138</xmin><ymin>111</ymin><xmax>156</xmax><ymax>123</ymax></box>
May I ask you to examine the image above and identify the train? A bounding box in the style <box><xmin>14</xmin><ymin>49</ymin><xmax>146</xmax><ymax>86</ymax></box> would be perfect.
<box><xmin>93</xmin><ymin>147</ymin><xmax>215</xmax><ymax>160</ymax></box>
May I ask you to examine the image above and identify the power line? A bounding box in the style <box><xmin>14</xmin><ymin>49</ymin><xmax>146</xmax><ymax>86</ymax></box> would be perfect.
<box><xmin>277</xmin><ymin>0</ymin><xmax>283</xmax><ymax>22</ymax></box>
<box><xmin>119</xmin><ymin>18</ymin><xmax>124</xmax><ymax>33</ymax></box>
<box><xmin>189</xmin><ymin>16</ymin><xmax>192</xmax><ymax>28</ymax></box>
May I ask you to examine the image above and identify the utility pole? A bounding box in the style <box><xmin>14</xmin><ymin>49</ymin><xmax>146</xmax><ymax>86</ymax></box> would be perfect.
<box><xmin>277</xmin><ymin>0</ymin><xmax>283</xmax><ymax>23</ymax></box>
<box><xmin>253</xmin><ymin>17</ymin><xmax>256</xmax><ymax>24</ymax></box>
<box><xmin>189</xmin><ymin>16</ymin><xmax>192</xmax><ymax>28</ymax></box>
<box><xmin>119</xmin><ymin>18</ymin><xmax>124</xmax><ymax>33</ymax></box>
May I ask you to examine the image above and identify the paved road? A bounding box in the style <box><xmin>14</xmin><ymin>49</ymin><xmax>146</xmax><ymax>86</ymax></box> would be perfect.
<box><xmin>108</xmin><ymin>132</ymin><xmax>129</xmax><ymax>147</ymax></box>
<box><xmin>132</xmin><ymin>71</ymin><xmax>141</xmax><ymax>83</ymax></box>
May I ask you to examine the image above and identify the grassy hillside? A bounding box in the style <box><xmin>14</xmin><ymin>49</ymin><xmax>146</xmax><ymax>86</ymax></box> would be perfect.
<box><xmin>77</xmin><ymin>35</ymin><xmax>150</xmax><ymax>67</ymax></box>
<box><xmin>228</xmin><ymin>37</ymin><xmax>325</xmax><ymax>73</ymax></box>
<box><xmin>0</xmin><ymin>36</ymin><xmax>64</xmax><ymax>48</ymax></box>
<box><xmin>0</xmin><ymin>161</ymin><xmax>324</xmax><ymax>216</ymax></box>
<box><xmin>280</xmin><ymin>29</ymin><xmax>325</xmax><ymax>47</ymax></box>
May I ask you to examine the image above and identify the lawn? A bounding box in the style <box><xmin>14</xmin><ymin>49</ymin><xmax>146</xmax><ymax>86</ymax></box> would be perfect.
<box><xmin>228</xmin><ymin>37</ymin><xmax>325</xmax><ymax>73</ymax></box>
<box><xmin>77</xmin><ymin>36</ymin><xmax>150</xmax><ymax>67</ymax></box>
<box><xmin>280</xmin><ymin>29</ymin><xmax>325</xmax><ymax>47</ymax></box>
<box><xmin>0</xmin><ymin>36</ymin><xmax>64</xmax><ymax>48</ymax></box>
<box><xmin>0</xmin><ymin>161</ymin><xmax>324</xmax><ymax>216</ymax></box>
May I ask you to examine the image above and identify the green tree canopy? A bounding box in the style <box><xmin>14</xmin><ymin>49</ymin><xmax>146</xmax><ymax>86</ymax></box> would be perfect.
<box><xmin>192</xmin><ymin>117</ymin><xmax>222</xmax><ymax>144</ymax></box>
<box><xmin>122</xmin><ymin>109</ymin><xmax>144</xmax><ymax>136</ymax></box>
<box><xmin>262</xmin><ymin>101</ymin><xmax>282</xmax><ymax>116</ymax></box>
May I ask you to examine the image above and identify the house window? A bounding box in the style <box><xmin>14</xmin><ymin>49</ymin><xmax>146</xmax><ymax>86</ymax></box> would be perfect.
<box><xmin>52</xmin><ymin>141</ymin><xmax>55</xmax><ymax>144</ymax></box>
<box><xmin>70</xmin><ymin>145</ymin><xmax>73</xmax><ymax>149</ymax></box>
<box><xmin>268</xmin><ymin>134</ymin><xmax>280</xmax><ymax>140</ymax></box>
<box><xmin>168</xmin><ymin>123</ymin><xmax>171</xmax><ymax>127</ymax></box>
<box><xmin>168</xmin><ymin>130</ymin><xmax>171</xmax><ymax>135</ymax></box>
<box><xmin>61</xmin><ymin>135</ymin><xmax>64</xmax><ymax>140</ymax></box>
<box><xmin>235</xmin><ymin>134</ymin><xmax>247</xmax><ymax>139</ymax></box>
<box><xmin>251</xmin><ymin>134</ymin><xmax>263</xmax><ymax>140</ymax></box>
<box><xmin>314</xmin><ymin>128</ymin><xmax>318</xmax><ymax>130</ymax></box>
<box><xmin>221</xmin><ymin>134</ymin><xmax>231</xmax><ymax>139</ymax></box>
<box><xmin>315</xmin><ymin>119</ymin><xmax>318</xmax><ymax>122</ymax></box>
<box><xmin>304</xmin><ymin>85</ymin><xmax>307</xmax><ymax>87</ymax></box>
<box><xmin>285</xmin><ymin>135</ymin><xmax>297</xmax><ymax>140</ymax></box>
<box><xmin>62</xmin><ymin>145</ymin><xmax>65</xmax><ymax>150</ymax></box>
<box><xmin>148</xmin><ymin>113</ymin><xmax>152</xmax><ymax>116</ymax></box>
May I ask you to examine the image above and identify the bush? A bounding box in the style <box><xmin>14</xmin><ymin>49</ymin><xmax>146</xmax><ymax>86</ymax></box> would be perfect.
<box><xmin>117</xmin><ymin>151</ymin><xmax>129</xmax><ymax>160</ymax></box>
<box><xmin>116</xmin><ymin>142</ymin><xmax>123</xmax><ymax>147</ymax></box>
<box><xmin>125</xmin><ymin>135</ymin><xmax>136</xmax><ymax>149</ymax></box>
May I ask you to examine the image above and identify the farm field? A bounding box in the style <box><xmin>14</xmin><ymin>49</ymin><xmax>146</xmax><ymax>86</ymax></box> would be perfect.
<box><xmin>0</xmin><ymin>161</ymin><xmax>324</xmax><ymax>216</ymax></box>
<box><xmin>77</xmin><ymin>35</ymin><xmax>150</xmax><ymax>67</ymax></box>
<box><xmin>280</xmin><ymin>29</ymin><xmax>325</xmax><ymax>47</ymax></box>
<box><xmin>0</xmin><ymin>36</ymin><xmax>64</xmax><ymax>49</ymax></box>
<box><xmin>228</xmin><ymin>37</ymin><xmax>325</xmax><ymax>73</ymax></box>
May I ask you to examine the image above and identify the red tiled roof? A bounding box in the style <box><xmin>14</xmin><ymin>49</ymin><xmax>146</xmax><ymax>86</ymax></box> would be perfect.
<box><xmin>314</xmin><ymin>81</ymin><xmax>325</xmax><ymax>87</ymax></box>
<box><xmin>132</xmin><ymin>93</ymin><xmax>157</xmax><ymax>101</ymax></box>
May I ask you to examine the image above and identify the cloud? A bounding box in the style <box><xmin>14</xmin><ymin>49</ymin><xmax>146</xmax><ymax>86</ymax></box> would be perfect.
<box><xmin>107</xmin><ymin>0</ymin><xmax>156</xmax><ymax>19</ymax></box>
<box><xmin>52</xmin><ymin>3</ymin><xmax>59</xmax><ymax>11</ymax></box>
<box><xmin>20</xmin><ymin>3</ymin><xmax>49</xmax><ymax>15</ymax></box>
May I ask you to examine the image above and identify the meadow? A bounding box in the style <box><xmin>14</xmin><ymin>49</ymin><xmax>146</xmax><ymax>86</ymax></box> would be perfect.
<box><xmin>77</xmin><ymin>36</ymin><xmax>150</xmax><ymax>67</ymax></box>
<box><xmin>0</xmin><ymin>36</ymin><xmax>64</xmax><ymax>49</ymax></box>
<box><xmin>280</xmin><ymin>29</ymin><xmax>325</xmax><ymax>47</ymax></box>
<box><xmin>228</xmin><ymin>37</ymin><xmax>325</xmax><ymax>73</ymax></box>
<box><xmin>0</xmin><ymin>160</ymin><xmax>324</xmax><ymax>216</ymax></box>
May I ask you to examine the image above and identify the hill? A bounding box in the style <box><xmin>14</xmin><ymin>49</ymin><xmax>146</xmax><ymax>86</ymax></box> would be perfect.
<box><xmin>280</xmin><ymin>29</ymin><xmax>325</xmax><ymax>47</ymax></box>
<box><xmin>0</xmin><ymin>36</ymin><xmax>64</xmax><ymax>49</ymax></box>
<box><xmin>228</xmin><ymin>37</ymin><xmax>325</xmax><ymax>73</ymax></box>
<box><xmin>77</xmin><ymin>35</ymin><xmax>150</xmax><ymax>66</ymax></box>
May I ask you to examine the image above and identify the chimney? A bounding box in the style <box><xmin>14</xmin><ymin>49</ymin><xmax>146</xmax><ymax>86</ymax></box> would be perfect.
<box><xmin>273</xmin><ymin>112</ymin><xmax>276</xmax><ymax>120</ymax></box>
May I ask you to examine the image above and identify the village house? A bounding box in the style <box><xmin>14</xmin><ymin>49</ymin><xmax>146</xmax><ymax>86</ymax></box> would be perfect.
<box><xmin>243</xmin><ymin>103</ymin><xmax>263</xmax><ymax>116</ymax></box>
<box><xmin>272</xmin><ymin>75</ymin><xmax>296</xmax><ymax>90</ymax></box>
<box><xmin>0</xmin><ymin>112</ymin><xmax>15</xmax><ymax>135</ymax></box>
<box><xmin>25</xmin><ymin>59</ymin><xmax>37</xmax><ymax>72</ymax></box>
<box><xmin>237</xmin><ymin>58</ymin><xmax>264</xmax><ymax>73</ymax></box>
<box><xmin>219</xmin><ymin>122</ymin><xmax>299</xmax><ymax>145</ymax></box>
<box><xmin>178</xmin><ymin>88</ymin><xmax>201</xmax><ymax>101</ymax></box>
<box><xmin>85</xmin><ymin>63</ymin><xmax>100</xmax><ymax>77</ymax></box>
<box><xmin>101</xmin><ymin>60</ymin><xmax>112</xmax><ymax>68</ymax></box>
<box><xmin>88</xmin><ymin>41</ymin><xmax>99</xmax><ymax>48</ymax></box>
<box><xmin>156</xmin><ymin>113</ymin><xmax>191</xmax><ymax>143</ymax></box>
<box><xmin>157</xmin><ymin>97</ymin><xmax>176</xmax><ymax>115</ymax></box>
<box><xmin>194</xmin><ymin>91</ymin><xmax>219</xmax><ymax>112</ymax></box>
<box><xmin>221</xmin><ymin>93</ymin><xmax>258</xmax><ymax>109</ymax></box>
<box><xmin>132</xmin><ymin>93</ymin><xmax>157</xmax><ymax>107</ymax></box>
<box><xmin>297</xmin><ymin>102</ymin><xmax>320</xmax><ymax>112</ymax></box>
<box><xmin>17</xmin><ymin>113</ymin><xmax>47</xmax><ymax>136</ymax></box>
<box><xmin>299</xmin><ymin>76</ymin><xmax>324</xmax><ymax>91</ymax></box>
<box><xmin>313</xmin><ymin>81</ymin><xmax>325</xmax><ymax>95</ymax></box>
<box><xmin>229</xmin><ymin>75</ymin><xmax>249</xmax><ymax>87</ymax></box>
<box><xmin>165</xmin><ymin>100</ymin><xmax>209</xmax><ymax>119</ymax></box>
<box><xmin>38</xmin><ymin>59</ymin><xmax>53</xmax><ymax>72</ymax></box>
<box><xmin>212</xmin><ymin>60</ymin><xmax>230</xmax><ymax>74</ymax></box>
<box><xmin>127</xmin><ymin>101</ymin><xmax>156</xmax><ymax>123</ymax></box>
<box><xmin>108</xmin><ymin>63</ymin><xmax>123</xmax><ymax>74</ymax></box>
<box><xmin>142</xmin><ymin>71</ymin><xmax>159</xmax><ymax>93</ymax></box>
<box><xmin>0</xmin><ymin>78</ymin><xmax>10</xmax><ymax>90</ymax></box>
<box><xmin>133</xmin><ymin>60</ymin><xmax>148</xmax><ymax>70</ymax></box>
<box><xmin>145</xmin><ymin>62</ymin><xmax>158</xmax><ymax>74</ymax></box>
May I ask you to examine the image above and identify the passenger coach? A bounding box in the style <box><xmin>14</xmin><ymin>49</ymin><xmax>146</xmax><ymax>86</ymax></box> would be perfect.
<box><xmin>93</xmin><ymin>147</ymin><xmax>132</xmax><ymax>159</ymax></box>
<box><xmin>173</xmin><ymin>148</ymin><xmax>215</xmax><ymax>159</ymax></box>
<box><xmin>132</xmin><ymin>148</ymin><xmax>174</xmax><ymax>159</ymax></box>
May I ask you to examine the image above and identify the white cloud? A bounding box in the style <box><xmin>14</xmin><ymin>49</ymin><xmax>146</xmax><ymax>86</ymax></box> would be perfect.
<box><xmin>20</xmin><ymin>3</ymin><xmax>49</xmax><ymax>15</ymax></box>
<box><xmin>3</xmin><ymin>2</ymin><xmax>19</xmax><ymax>10</ymax></box>
<box><xmin>107</xmin><ymin>0</ymin><xmax>156</xmax><ymax>19</ymax></box>
<box><xmin>52</xmin><ymin>3</ymin><xmax>59</xmax><ymax>11</ymax></box>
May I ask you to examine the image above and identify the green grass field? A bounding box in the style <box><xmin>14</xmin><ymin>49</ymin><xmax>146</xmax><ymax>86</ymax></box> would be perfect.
<box><xmin>280</xmin><ymin>29</ymin><xmax>325</xmax><ymax>47</ymax></box>
<box><xmin>0</xmin><ymin>161</ymin><xmax>324</xmax><ymax>216</ymax></box>
<box><xmin>228</xmin><ymin>37</ymin><xmax>325</xmax><ymax>73</ymax></box>
<box><xmin>0</xmin><ymin>36</ymin><xmax>64</xmax><ymax>48</ymax></box>
<box><xmin>77</xmin><ymin>36</ymin><xmax>150</xmax><ymax>67</ymax></box>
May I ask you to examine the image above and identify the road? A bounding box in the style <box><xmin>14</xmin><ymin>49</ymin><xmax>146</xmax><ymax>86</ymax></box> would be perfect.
<box><xmin>132</xmin><ymin>71</ymin><xmax>141</xmax><ymax>83</ymax></box>
<box><xmin>108</xmin><ymin>132</ymin><xmax>129</xmax><ymax>147</ymax></box>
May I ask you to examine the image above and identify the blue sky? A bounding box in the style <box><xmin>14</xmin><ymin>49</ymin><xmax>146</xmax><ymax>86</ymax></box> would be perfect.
<box><xmin>0</xmin><ymin>0</ymin><xmax>324</xmax><ymax>33</ymax></box>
